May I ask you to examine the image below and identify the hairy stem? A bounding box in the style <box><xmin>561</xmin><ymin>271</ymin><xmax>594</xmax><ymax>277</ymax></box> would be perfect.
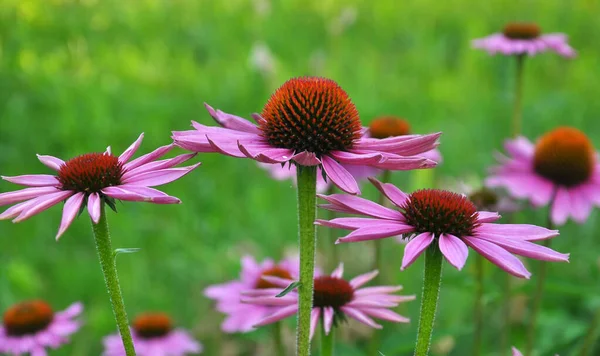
<box><xmin>473</xmin><ymin>254</ymin><xmax>484</xmax><ymax>356</ymax></box>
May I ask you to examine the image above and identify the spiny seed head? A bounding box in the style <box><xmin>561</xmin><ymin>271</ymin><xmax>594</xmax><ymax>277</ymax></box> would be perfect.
<box><xmin>260</xmin><ymin>77</ymin><xmax>362</xmax><ymax>156</ymax></box>
<box><xmin>255</xmin><ymin>266</ymin><xmax>293</xmax><ymax>289</ymax></box>
<box><xmin>57</xmin><ymin>153</ymin><xmax>123</xmax><ymax>193</ymax></box>
<box><xmin>503</xmin><ymin>22</ymin><xmax>541</xmax><ymax>39</ymax></box>
<box><xmin>402</xmin><ymin>189</ymin><xmax>480</xmax><ymax>237</ymax></box>
<box><xmin>3</xmin><ymin>300</ymin><xmax>54</xmax><ymax>336</ymax></box>
<box><xmin>369</xmin><ymin>116</ymin><xmax>411</xmax><ymax>139</ymax></box>
<box><xmin>469</xmin><ymin>187</ymin><xmax>499</xmax><ymax>211</ymax></box>
<box><xmin>533</xmin><ymin>127</ymin><xmax>595</xmax><ymax>187</ymax></box>
<box><xmin>133</xmin><ymin>313</ymin><xmax>173</xmax><ymax>339</ymax></box>
<box><xmin>313</xmin><ymin>276</ymin><xmax>354</xmax><ymax>309</ymax></box>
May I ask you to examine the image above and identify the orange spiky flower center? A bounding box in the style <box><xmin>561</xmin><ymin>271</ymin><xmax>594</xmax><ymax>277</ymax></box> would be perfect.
<box><xmin>401</xmin><ymin>189</ymin><xmax>479</xmax><ymax>237</ymax></box>
<box><xmin>57</xmin><ymin>153</ymin><xmax>123</xmax><ymax>193</ymax></box>
<box><xmin>503</xmin><ymin>22</ymin><xmax>541</xmax><ymax>40</ymax></box>
<box><xmin>313</xmin><ymin>276</ymin><xmax>354</xmax><ymax>309</ymax></box>
<box><xmin>255</xmin><ymin>266</ymin><xmax>293</xmax><ymax>289</ymax></box>
<box><xmin>369</xmin><ymin>116</ymin><xmax>411</xmax><ymax>139</ymax></box>
<box><xmin>133</xmin><ymin>313</ymin><xmax>173</xmax><ymax>339</ymax></box>
<box><xmin>3</xmin><ymin>300</ymin><xmax>54</xmax><ymax>336</ymax></box>
<box><xmin>260</xmin><ymin>77</ymin><xmax>362</xmax><ymax>157</ymax></box>
<box><xmin>533</xmin><ymin>127</ymin><xmax>595</xmax><ymax>187</ymax></box>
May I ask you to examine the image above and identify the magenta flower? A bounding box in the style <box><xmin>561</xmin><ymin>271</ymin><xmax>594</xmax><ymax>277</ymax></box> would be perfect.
<box><xmin>0</xmin><ymin>133</ymin><xmax>200</xmax><ymax>239</ymax></box>
<box><xmin>102</xmin><ymin>312</ymin><xmax>202</xmax><ymax>356</ymax></box>
<box><xmin>472</xmin><ymin>22</ymin><xmax>575</xmax><ymax>57</ymax></box>
<box><xmin>511</xmin><ymin>346</ymin><xmax>559</xmax><ymax>356</ymax></box>
<box><xmin>316</xmin><ymin>178</ymin><xmax>569</xmax><ymax>278</ymax></box>
<box><xmin>0</xmin><ymin>300</ymin><xmax>83</xmax><ymax>356</ymax></box>
<box><xmin>172</xmin><ymin>77</ymin><xmax>440</xmax><ymax>195</ymax></box>
<box><xmin>242</xmin><ymin>263</ymin><xmax>414</xmax><ymax>338</ymax></box>
<box><xmin>487</xmin><ymin>127</ymin><xmax>600</xmax><ymax>225</ymax></box>
<box><xmin>204</xmin><ymin>255</ymin><xmax>301</xmax><ymax>333</ymax></box>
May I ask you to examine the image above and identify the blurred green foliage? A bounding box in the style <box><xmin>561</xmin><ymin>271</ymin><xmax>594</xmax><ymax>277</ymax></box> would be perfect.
<box><xmin>1</xmin><ymin>0</ymin><xmax>599</xmax><ymax>355</ymax></box>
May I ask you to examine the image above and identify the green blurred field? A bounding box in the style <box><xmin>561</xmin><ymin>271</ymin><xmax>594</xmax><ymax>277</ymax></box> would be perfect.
<box><xmin>1</xmin><ymin>0</ymin><xmax>599</xmax><ymax>355</ymax></box>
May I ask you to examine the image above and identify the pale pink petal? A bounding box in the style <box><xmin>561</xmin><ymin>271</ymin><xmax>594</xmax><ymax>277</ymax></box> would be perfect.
<box><xmin>368</xmin><ymin>177</ymin><xmax>409</xmax><ymax>207</ymax></box>
<box><xmin>349</xmin><ymin>270</ymin><xmax>379</xmax><ymax>289</ymax></box>
<box><xmin>238</xmin><ymin>140</ymin><xmax>294</xmax><ymax>163</ymax></box>
<box><xmin>87</xmin><ymin>193</ymin><xmax>101</xmax><ymax>224</ymax></box>
<box><xmin>321</xmin><ymin>155</ymin><xmax>360</xmax><ymax>195</ymax></box>
<box><xmin>109</xmin><ymin>185</ymin><xmax>181</xmax><ymax>204</ymax></box>
<box><xmin>331</xmin><ymin>263</ymin><xmax>344</xmax><ymax>278</ymax></box>
<box><xmin>258</xmin><ymin>275</ymin><xmax>294</xmax><ymax>288</ymax></box>
<box><xmin>55</xmin><ymin>302</ymin><xmax>84</xmax><ymax>319</ymax></box>
<box><xmin>477</xmin><ymin>211</ymin><xmax>502</xmax><ymax>223</ymax></box>
<box><xmin>121</xmin><ymin>153</ymin><xmax>197</xmax><ymax>180</ymax></box>
<box><xmin>254</xmin><ymin>305</ymin><xmax>298</xmax><ymax>327</ymax></box>
<box><xmin>37</xmin><ymin>154</ymin><xmax>65</xmax><ymax>171</ymax></box>
<box><xmin>438</xmin><ymin>234</ymin><xmax>469</xmax><ymax>270</ymax></box>
<box><xmin>323</xmin><ymin>307</ymin><xmax>334</xmax><ymax>335</ymax></box>
<box><xmin>318</xmin><ymin>194</ymin><xmax>404</xmax><ymax>220</ymax></box>
<box><xmin>567</xmin><ymin>187</ymin><xmax>592</xmax><ymax>223</ymax></box>
<box><xmin>330</xmin><ymin>151</ymin><xmax>384</xmax><ymax>165</ymax></box>
<box><xmin>13</xmin><ymin>190</ymin><xmax>74</xmax><ymax>223</ymax></box>
<box><xmin>504</xmin><ymin>137</ymin><xmax>535</xmax><ymax>160</ymax></box>
<box><xmin>56</xmin><ymin>192</ymin><xmax>85</xmax><ymax>240</ymax></box>
<box><xmin>0</xmin><ymin>198</ymin><xmax>43</xmax><ymax>220</ymax></box>
<box><xmin>2</xmin><ymin>174</ymin><xmax>59</xmax><ymax>187</ymax></box>
<box><xmin>360</xmin><ymin>308</ymin><xmax>410</xmax><ymax>323</ymax></box>
<box><xmin>355</xmin><ymin>286</ymin><xmax>403</xmax><ymax>296</ymax></box>
<box><xmin>241</xmin><ymin>296</ymin><xmax>296</xmax><ymax>306</ymax></box>
<box><xmin>205</xmin><ymin>135</ymin><xmax>248</xmax><ymax>158</ymax></box>
<box><xmin>121</xmin><ymin>163</ymin><xmax>201</xmax><ymax>187</ymax></box>
<box><xmin>512</xmin><ymin>347</ymin><xmax>523</xmax><ymax>356</ymax></box>
<box><xmin>476</xmin><ymin>223</ymin><xmax>559</xmax><ymax>241</ymax></box>
<box><xmin>205</xmin><ymin>103</ymin><xmax>261</xmax><ymax>133</ymax></box>
<box><xmin>315</xmin><ymin>217</ymin><xmax>381</xmax><ymax>230</ymax></box>
<box><xmin>123</xmin><ymin>144</ymin><xmax>174</xmax><ymax>171</ymax></box>
<box><xmin>0</xmin><ymin>187</ymin><xmax>61</xmax><ymax>207</ymax></box>
<box><xmin>340</xmin><ymin>306</ymin><xmax>382</xmax><ymax>329</ymax></box>
<box><xmin>474</xmin><ymin>235</ymin><xmax>569</xmax><ymax>262</ymax></box>
<box><xmin>337</xmin><ymin>222</ymin><xmax>415</xmax><ymax>243</ymax></box>
<box><xmin>462</xmin><ymin>236</ymin><xmax>531</xmax><ymax>279</ymax></box>
<box><xmin>118</xmin><ymin>133</ymin><xmax>144</xmax><ymax>163</ymax></box>
<box><xmin>310</xmin><ymin>308</ymin><xmax>320</xmax><ymax>340</ymax></box>
<box><xmin>401</xmin><ymin>232</ymin><xmax>435</xmax><ymax>270</ymax></box>
<box><xmin>291</xmin><ymin>151</ymin><xmax>321</xmax><ymax>166</ymax></box>
<box><xmin>550</xmin><ymin>187</ymin><xmax>571</xmax><ymax>225</ymax></box>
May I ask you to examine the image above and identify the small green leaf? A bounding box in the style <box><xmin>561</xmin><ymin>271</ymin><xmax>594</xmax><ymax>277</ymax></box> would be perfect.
<box><xmin>113</xmin><ymin>248</ymin><xmax>141</xmax><ymax>258</ymax></box>
<box><xmin>276</xmin><ymin>281</ymin><xmax>301</xmax><ymax>297</ymax></box>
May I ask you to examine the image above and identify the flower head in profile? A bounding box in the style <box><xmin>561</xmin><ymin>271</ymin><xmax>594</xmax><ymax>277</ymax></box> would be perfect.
<box><xmin>0</xmin><ymin>133</ymin><xmax>200</xmax><ymax>239</ymax></box>
<box><xmin>172</xmin><ymin>77</ymin><xmax>440</xmax><ymax>195</ymax></box>
<box><xmin>0</xmin><ymin>300</ymin><xmax>83</xmax><ymax>356</ymax></box>
<box><xmin>487</xmin><ymin>127</ymin><xmax>600</xmax><ymax>225</ymax></box>
<box><xmin>204</xmin><ymin>255</ymin><xmax>301</xmax><ymax>333</ymax></box>
<box><xmin>242</xmin><ymin>263</ymin><xmax>414</xmax><ymax>338</ymax></box>
<box><xmin>316</xmin><ymin>178</ymin><xmax>569</xmax><ymax>278</ymax></box>
<box><xmin>472</xmin><ymin>22</ymin><xmax>575</xmax><ymax>57</ymax></box>
<box><xmin>103</xmin><ymin>312</ymin><xmax>202</xmax><ymax>356</ymax></box>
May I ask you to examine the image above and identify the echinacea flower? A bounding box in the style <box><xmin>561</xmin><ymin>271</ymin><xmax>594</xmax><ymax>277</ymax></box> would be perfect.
<box><xmin>0</xmin><ymin>133</ymin><xmax>200</xmax><ymax>239</ymax></box>
<box><xmin>472</xmin><ymin>22</ymin><xmax>575</xmax><ymax>57</ymax></box>
<box><xmin>102</xmin><ymin>312</ymin><xmax>202</xmax><ymax>356</ymax></box>
<box><xmin>316</xmin><ymin>178</ymin><xmax>569</xmax><ymax>278</ymax></box>
<box><xmin>443</xmin><ymin>177</ymin><xmax>520</xmax><ymax>213</ymax></box>
<box><xmin>487</xmin><ymin>127</ymin><xmax>600</xmax><ymax>225</ymax></box>
<box><xmin>0</xmin><ymin>300</ymin><xmax>83</xmax><ymax>356</ymax></box>
<box><xmin>204</xmin><ymin>255</ymin><xmax>301</xmax><ymax>333</ymax></box>
<box><xmin>242</xmin><ymin>263</ymin><xmax>414</xmax><ymax>338</ymax></box>
<box><xmin>511</xmin><ymin>346</ymin><xmax>559</xmax><ymax>356</ymax></box>
<box><xmin>172</xmin><ymin>77</ymin><xmax>440</xmax><ymax>195</ymax></box>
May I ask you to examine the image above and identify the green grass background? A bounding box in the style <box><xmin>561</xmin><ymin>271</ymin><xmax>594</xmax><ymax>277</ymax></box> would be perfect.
<box><xmin>1</xmin><ymin>0</ymin><xmax>599</xmax><ymax>355</ymax></box>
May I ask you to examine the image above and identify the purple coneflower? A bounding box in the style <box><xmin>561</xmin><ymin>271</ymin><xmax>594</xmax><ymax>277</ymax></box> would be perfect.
<box><xmin>243</xmin><ymin>263</ymin><xmax>414</xmax><ymax>338</ymax></box>
<box><xmin>0</xmin><ymin>300</ymin><xmax>83</xmax><ymax>356</ymax></box>
<box><xmin>0</xmin><ymin>133</ymin><xmax>200</xmax><ymax>239</ymax></box>
<box><xmin>103</xmin><ymin>313</ymin><xmax>202</xmax><ymax>356</ymax></box>
<box><xmin>204</xmin><ymin>255</ymin><xmax>300</xmax><ymax>333</ymax></box>
<box><xmin>172</xmin><ymin>77</ymin><xmax>440</xmax><ymax>195</ymax></box>
<box><xmin>472</xmin><ymin>22</ymin><xmax>575</xmax><ymax>57</ymax></box>
<box><xmin>487</xmin><ymin>127</ymin><xmax>600</xmax><ymax>225</ymax></box>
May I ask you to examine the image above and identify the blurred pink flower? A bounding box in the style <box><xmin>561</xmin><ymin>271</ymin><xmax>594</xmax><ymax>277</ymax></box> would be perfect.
<box><xmin>0</xmin><ymin>300</ymin><xmax>83</xmax><ymax>356</ymax></box>
<box><xmin>316</xmin><ymin>178</ymin><xmax>569</xmax><ymax>278</ymax></box>
<box><xmin>511</xmin><ymin>346</ymin><xmax>559</xmax><ymax>356</ymax></box>
<box><xmin>242</xmin><ymin>263</ymin><xmax>414</xmax><ymax>338</ymax></box>
<box><xmin>173</xmin><ymin>77</ymin><xmax>440</xmax><ymax>195</ymax></box>
<box><xmin>0</xmin><ymin>133</ymin><xmax>200</xmax><ymax>239</ymax></box>
<box><xmin>204</xmin><ymin>255</ymin><xmax>302</xmax><ymax>333</ymax></box>
<box><xmin>472</xmin><ymin>22</ymin><xmax>575</xmax><ymax>57</ymax></box>
<box><xmin>258</xmin><ymin>163</ymin><xmax>331</xmax><ymax>193</ymax></box>
<box><xmin>487</xmin><ymin>128</ymin><xmax>600</xmax><ymax>225</ymax></box>
<box><xmin>103</xmin><ymin>312</ymin><xmax>202</xmax><ymax>356</ymax></box>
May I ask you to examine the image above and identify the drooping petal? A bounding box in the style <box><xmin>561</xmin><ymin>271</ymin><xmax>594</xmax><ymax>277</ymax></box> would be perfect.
<box><xmin>310</xmin><ymin>308</ymin><xmax>320</xmax><ymax>340</ymax></box>
<box><xmin>337</xmin><ymin>222</ymin><xmax>414</xmax><ymax>243</ymax></box>
<box><xmin>474</xmin><ymin>235</ymin><xmax>569</xmax><ymax>262</ymax></box>
<box><xmin>551</xmin><ymin>187</ymin><xmax>570</xmax><ymax>225</ymax></box>
<box><xmin>462</xmin><ymin>236</ymin><xmax>531</xmax><ymax>279</ymax></box>
<box><xmin>321</xmin><ymin>155</ymin><xmax>360</xmax><ymax>195</ymax></box>
<box><xmin>291</xmin><ymin>151</ymin><xmax>321</xmax><ymax>166</ymax></box>
<box><xmin>340</xmin><ymin>307</ymin><xmax>382</xmax><ymax>329</ymax></box>
<box><xmin>205</xmin><ymin>103</ymin><xmax>261</xmax><ymax>133</ymax></box>
<box><xmin>476</xmin><ymin>223</ymin><xmax>559</xmax><ymax>241</ymax></box>
<box><xmin>2</xmin><ymin>174</ymin><xmax>59</xmax><ymax>187</ymax></box>
<box><xmin>438</xmin><ymin>234</ymin><xmax>469</xmax><ymax>270</ymax></box>
<box><xmin>13</xmin><ymin>190</ymin><xmax>74</xmax><ymax>223</ymax></box>
<box><xmin>323</xmin><ymin>307</ymin><xmax>334</xmax><ymax>335</ymax></box>
<box><xmin>237</xmin><ymin>140</ymin><xmax>294</xmax><ymax>163</ymax></box>
<box><xmin>360</xmin><ymin>308</ymin><xmax>410</xmax><ymax>323</ymax></box>
<box><xmin>37</xmin><ymin>154</ymin><xmax>65</xmax><ymax>171</ymax></box>
<box><xmin>87</xmin><ymin>193</ymin><xmax>101</xmax><ymax>224</ymax></box>
<box><xmin>349</xmin><ymin>270</ymin><xmax>379</xmax><ymax>289</ymax></box>
<box><xmin>318</xmin><ymin>194</ymin><xmax>404</xmax><ymax>220</ymax></box>
<box><xmin>254</xmin><ymin>304</ymin><xmax>298</xmax><ymax>327</ymax></box>
<box><xmin>368</xmin><ymin>177</ymin><xmax>409</xmax><ymax>207</ymax></box>
<box><xmin>511</xmin><ymin>347</ymin><xmax>524</xmax><ymax>356</ymax></box>
<box><xmin>0</xmin><ymin>186</ymin><xmax>61</xmax><ymax>207</ymax></box>
<box><xmin>118</xmin><ymin>133</ymin><xmax>144</xmax><ymax>164</ymax></box>
<box><xmin>121</xmin><ymin>153</ymin><xmax>197</xmax><ymax>181</ymax></box>
<box><xmin>102</xmin><ymin>186</ymin><xmax>181</xmax><ymax>204</ymax></box>
<box><xmin>329</xmin><ymin>151</ymin><xmax>384</xmax><ymax>165</ymax></box>
<box><xmin>354</xmin><ymin>286</ymin><xmax>403</xmax><ymax>296</ymax></box>
<box><xmin>123</xmin><ymin>144</ymin><xmax>174</xmax><ymax>171</ymax></box>
<box><xmin>315</xmin><ymin>217</ymin><xmax>381</xmax><ymax>230</ymax></box>
<box><xmin>476</xmin><ymin>211</ymin><xmax>501</xmax><ymax>223</ymax></box>
<box><xmin>56</xmin><ymin>192</ymin><xmax>85</xmax><ymax>240</ymax></box>
<box><xmin>401</xmin><ymin>232</ymin><xmax>435</xmax><ymax>270</ymax></box>
<box><xmin>121</xmin><ymin>163</ymin><xmax>201</xmax><ymax>187</ymax></box>
<box><xmin>331</xmin><ymin>263</ymin><xmax>344</xmax><ymax>278</ymax></box>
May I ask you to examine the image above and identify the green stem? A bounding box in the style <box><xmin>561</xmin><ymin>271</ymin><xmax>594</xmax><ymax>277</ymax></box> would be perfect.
<box><xmin>91</xmin><ymin>205</ymin><xmax>136</xmax><ymax>356</ymax></box>
<box><xmin>511</xmin><ymin>54</ymin><xmax>525</xmax><ymax>138</ymax></box>
<box><xmin>273</xmin><ymin>322</ymin><xmax>285</xmax><ymax>356</ymax></box>
<box><xmin>473</xmin><ymin>254</ymin><xmax>484</xmax><ymax>356</ymax></box>
<box><xmin>296</xmin><ymin>166</ymin><xmax>318</xmax><ymax>356</ymax></box>
<box><xmin>501</xmin><ymin>272</ymin><xmax>511</xmax><ymax>353</ymax></box>
<box><xmin>580</xmin><ymin>307</ymin><xmax>600</xmax><ymax>356</ymax></box>
<box><xmin>325</xmin><ymin>185</ymin><xmax>338</xmax><ymax>270</ymax></box>
<box><xmin>414</xmin><ymin>245</ymin><xmax>444</xmax><ymax>356</ymax></box>
<box><xmin>320</xmin><ymin>321</ymin><xmax>334</xmax><ymax>356</ymax></box>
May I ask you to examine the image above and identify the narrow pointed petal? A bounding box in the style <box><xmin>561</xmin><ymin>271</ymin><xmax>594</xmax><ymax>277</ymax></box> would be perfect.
<box><xmin>330</xmin><ymin>151</ymin><xmax>384</xmax><ymax>165</ymax></box>
<box><xmin>241</xmin><ymin>296</ymin><xmax>296</xmax><ymax>306</ymax></box>
<box><xmin>438</xmin><ymin>234</ymin><xmax>469</xmax><ymax>270</ymax></box>
<box><xmin>254</xmin><ymin>305</ymin><xmax>298</xmax><ymax>327</ymax></box>
<box><xmin>0</xmin><ymin>198</ymin><xmax>42</xmax><ymax>220</ymax></box>
<box><xmin>123</xmin><ymin>144</ymin><xmax>174</xmax><ymax>171</ymax></box>
<box><xmin>122</xmin><ymin>163</ymin><xmax>201</xmax><ymax>187</ymax></box>
<box><xmin>291</xmin><ymin>151</ymin><xmax>321</xmax><ymax>166</ymax></box>
<box><xmin>355</xmin><ymin>286</ymin><xmax>403</xmax><ymax>296</ymax></box>
<box><xmin>102</xmin><ymin>186</ymin><xmax>181</xmax><ymax>204</ymax></box>
<box><xmin>349</xmin><ymin>270</ymin><xmax>379</xmax><ymax>289</ymax></box>
<box><xmin>551</xmin><ymin>188</ymin><xmax>570</xmax><ymax>225</ymax></box>
<box><xmin>475</xmin><ymin>235</ymin><xmax>569</xmax><ymax>262</ymax></box>
<box><xmin>347</xmin><ymin>299</ymin><xmax>397</xmax><ymax>308</ymax></box>
<box><xmin>477</xmin><ymin>211</ymin><xmax>501</xmax><ymax>223</ymax></box>
<box><xmin>56</xmin><ymin>192</ymin><xmax>85</xmax><ymax>240</ymax></box>
<box><xmin>360</xmin><ymin>308</ymin><xmax>410</xmax><ymax>323</ymax></box>
<box><xmin>13</xmin><ymin>191</ymin><xmax>74</xmax><ymax>223</ymax></box>
<box><xmin>0</xmin><ymin>187</ymin><xmax>61</xmax><ymax>207</ymax></box>
<box><xmin>340</xmin><ymin>307</ymin><xmax>382</xmax><ymax>329</ymax></box>
<box><xmin>37</xmin><ymin>154</ymin><xmax>65</xmax><ymax>171</ymax></box>
<box><xmin>321</xmin><ymin>155</ymin><xmax>360</xmax><ymax>195</ymax></box>
<box><xmin>118</xmin><ymin>133</ymin><xmax>144</xmax><ymax>163</ymax></box>
<box><xmin>331</xmin><ymin>263</ymin><xmax>344</xmax><ymax>278</ymax></box>
<box><xmin>462</xmin><ymin>236</ymin><xmax>531</xmax><ymax>279</ymax></box>
<box><xmin>310</xmin><ymin>308</ymin><xmax>320</xmax><ymax>340</ymax></box>
<box><xmin>87</xmin><ymin>193</ymin><xmax>101</xmax><ymax>224</ymax></box>
<box><xmin>206</xmin><ymin>136</ymin><xmax>248</xmax><ymax>158</ymax></box>
<box><xmin>205</xmin><ymin>103</ymin><xmax>261</xmax><ymax>133</ymax></box>
<box><xmin>315</xmin><ymin>217</ymin><xmax>380</xmax><ymax>230</ymax></box>
<box><xmin>337</xmin><ymin>222</ymin><xmax>414</xmax><ymax>243</ymax></box>
<box><xmin>323</xmin><ymin>307</ymin><xmax>334</xmax><ymax>335</ymax></box>
<box><xmin>477</xmin><ymin>223</ymin><xmax>559</xmax><ymax>241</ymax></box>
<box><xmin>122</xmin><ymin>153</ymin><xmax>197</xmax><ymax>180</ymax></box>
<box><xmin>2</xmin><ymin>174</ymin><xmax>59</xmax><ymax>187</ymax></box>
<box><xmin>512</xmin><ymin>347</ymin><xmax>524</xmax><ymax>356</ymax></box>
<box><xmin>318</xmin><ymin>194</ymin><xmax>403</xmax><ymax>220</ymax></box>
<box><xmin>401</xmin><ymin>232</ymin><xmax>435</xmax><ymax>270</ymax></box>
<box><xmin>368</xmin><ymin>177</ymin><xmax>409</xmax><ymax>207</ymax></box>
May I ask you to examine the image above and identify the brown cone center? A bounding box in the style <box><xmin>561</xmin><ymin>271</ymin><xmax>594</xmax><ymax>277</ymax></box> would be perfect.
<box><xmin>502</xmin><ymin>22</ymin><xmax>541</xmax><ymax>39</ymax></box>
<box><xmin>3</xmin><ymin>300</ymin><xmax>54</xmax><ymax>336</ymax></box>
<box><xmin>369</xmin><ymin>116</ymin><xmax>411</xmax><ymax>139</ymax></box>
<box><xmin>133</xmin><ymin>313</ymin><xmax>173</xmax><ymax>339</ymax></box>
<box><xmin>57</xmin><ymin>153</ymin><xmax>123</xmax><ymax>193</ymax></box>
<box><xmin>255</xmin><ymin>266</ymin><xmax>293</xmax><ymax>289</ymax></box>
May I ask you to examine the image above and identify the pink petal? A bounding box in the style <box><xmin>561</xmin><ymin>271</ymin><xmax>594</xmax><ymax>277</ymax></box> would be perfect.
<box><xmin>438</xmin><ymin>234</ymin><xmax>469</xmax><ymax>270</ymax></box>
<box><xmin>310</xmin><ymin>308</ymin><xmax>320</xmax><ymax>340</ymax></box>
<box><xmin>238</xmin><ymin>140</ymin><xmax>294</xmax><ymax>163</ymax></box>
<box><xmin>504</xmin><ymin>137</ymin><xmax>534</xmax><ymax>160</ymax></box>
<box><xmin>476</xmin><ymin>223</ymin><xmax>559</xmax><ymax>241</ymax></box>
<box><xmin>13</xmin><ymin>190</ymin><xmax>74</xmax><ymax>223</ymax></box>
<box><xmin>349</xmin><ymin>270</ymin><xmax>379</xmax><ymax>289</ymax></box>
<box><xmin>206</xmin><ymin>136</ymin><xmax>248</xmax><ymax>158</ymax></box>
<box><xmin>118</xmin><ymin>133</ymin><xmax>144</xmax><ymax>164</ymax></box>
<box><xmin>355</xmin><ymin>286</ymin><xmax>404</xmax><ymax>296</ymax></box>
<box><xmin>567</xmin><ymin>187</ymin><xmax>592</xmax><ymax>223</ymax></box>
<box><xmin>122</xmin><ymin>153</ymin><xmax>197</xmax><ymax>181</ymax></box>
<box><xmin>330</xmin><ymin>151</ymin><xmax>384</xmax><ymax>165</ymax></box>
<box><xmin>337</xmin><ymin>222</ymin><xmax>414</xmax><ymax>243</ymax></box>
<box><xmin>368</xmin><ymin>177</ymin><xmax>409</xmax><ymax>207</ymax></box>
<box><xmin>331</xmin><ymin>263</ymin><xmax>344</xmax><ymax>278</ymax></box>
<box><xmin>315</xmin><ymin>217</ymin><xmax>381</xmax><ymax>230</ymax></box>
<box><xmin>122</xmin><ymin>163</ymin><xmax>201</xmax><ymax>187</ymax></box>
<box><xmin>360</xmin><ymin>308</ymin><xmax>410</xmax><ymax>323</ymax></box>
<box><xmin>477</xmin><ymin>211</ymin><xmax>502</xmax><ymax>223</ymax></box>
<box><xmin>123</xmin><ymin>144</ymin><xmax>174</xmax><ymax>171</ymax></box>
<box><xmin>55</xmin><ymin>302</ymin><xmax>84</xmax><ymax>319</ymax></box>
<box><xmin>2</xmin><ymin>174</ymin><xmax>59</xmax><ymax>187</ymax></box>
<box><xmin>254</xmin><ymin>305</ymin><xmax>298</xmax><ymax>327</ymax></box>
<box><xmin>318</xmin><ymin>194</ymin><xmax>403</xmax><ymax>220</ymax></box>
<box><xmin>205</xmin><ymin>103</ymin><xmax>260</xmax><ymax>133</ymax></box>
<box><xmin>241</xmin><ymin>295</ymin><xmax>296</xmax><ymax>306</ymax></box>
<box><xmin>37</xmin><ymin>154</ymin><xmax>65</xmax><ymax>171</ymax></box>
<box><xmin>291</xmin><ymin>151</ymin><xmax>321</xmax><ymax>166</ymax></box>
<box><xmin>551</xmin><ymin>187</ymin><xmax>570</xmax><ymax>225</ymax></box>
<box><xmin>462</xmin><ymin>236</ymin><xmax>531</xmax><ymax>279</ymax></box>
<box><xmin>401</xmin><ymin>232</ymin><xmax>435</xmax><ymax>270</ymax></box>
<box><xmin>0</xmin><ymin>187</ymin><xmax>61</xmax><ymax>207</ymax></box>
<box><xmin>370</xmin><ymin>155</ymin><xmax>433</xmax><ymax>170</ymax></box>
<box><xmin>340</xmin><ymin>307</ymin><xmax>382</xmax><ymax>329</ymax></box>
<box><xmin>321</xmin><ymin>155</ymin><xmax>360</xmax><ymax>195</ymax></box>
<box><xmin>347</xmin><ymin>299</ymin><xmax>396</xmax><ymax>308</ymax></box>
<box><xmin>259</xmin><ymin>275</ymin><xmax>294</xmax><ymax>288</ymax></box>
<box><xmin>56</xmin><ymin>192</ymin><xmax>85</xmax><ymax>240</ymax></box>
<box><xmin>323</xmin><ymin>307</ymin><xmax>334</xmax><ymax>335</ymax></box>
<box><xmin>0</xmin><ymin>198</ymin><xmax>43</xmax><ymax>220</ymax></box>
<box><xmin>512</xmin><ymin>347</ymin><xmax>523</xmax><ymax>356</ymax></box>
<box><xmin>102</xmin><ymin>186</ymin><xmax>181</xmax><ymax>204</ymax></box>
<box><xmin>474</xmin><ymin>235</ymin><xmax>569</xmax><ymax>262</ymax></box>
<box><xmin>87</xmin><ymin>193</ymin><xmax>101</xmax><ymax>224</ymax></box>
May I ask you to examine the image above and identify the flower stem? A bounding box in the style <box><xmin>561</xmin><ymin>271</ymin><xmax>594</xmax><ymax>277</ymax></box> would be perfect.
<box><xmin>324</xmin><ymin>185</ymin><xmax>338</xmax><ymax>270</ymax></box>
<box><xmin>91</xmin><ymin>205</ymin><xmax>136</xmax><ymax>356</ymax></box>
<box><xmin>273</xmin><ymin>322</ymin><xmax>285</xmax><ymax>356</ymax></box>
<box><xmin>414</xmin><ymin>245</ymin><xmax>444</xmax><ymax>356</ymax></box>
<box><xmin>473</xmin><ymin>254</ymin><xmax>484</xmax><ymax>356</ymax></box>
<box><xmin>511</xmin><ymin>54</ymin><xmax>525</xmax><ymax>138</ymax></box>
<box><xmin>501</xmin><ymin>271</ymin><xmax>511</xmax><ymax>353</ymax></box>
<box><xmin>580</xmin><ymin>306</ymin><xmax>600</xmax><ymax>356</ymax></box>
<box><xmin>320</xmin><ymin>322</ymin><xmax>334</xmax><ymax>356</ymax></box>
<box><xmin>296</xmin><ymin>166</ymin><xmax>318</xmax><ymax>356</ymax></box>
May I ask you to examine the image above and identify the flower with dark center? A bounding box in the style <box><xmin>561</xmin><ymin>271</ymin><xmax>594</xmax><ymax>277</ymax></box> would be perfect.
<box><xmin>0</xmin><ymin>300</ymin><xmax>83</xmax><ymax>355</ymax></box>
<box><xmin>0</xmin><ymin>133</ymin><xmax>200</xmax><ymax>239</ymax></box>
<box><xmin>242</xmin><ymin>263</ymin><xmax>414</xmax><ymax>339</ymax></box>
<box><xmin>469</xmin><ymin>187</ymin><xmax>499</xmax><ymax>211</ymax></box>
<box><xmin>103</xmin><ymin>312</ymin><xmax>202</xmax><ymax>356</ymax></box>
<box><xmin>315</xmin><ymin>178</ymin><xmax>569</xmax><ymax>278</ymax></box>
<box><xmin>204</xmin><ymin>255</ymin><xmax>303</xmax><ymax>333</ymax></box>
<box><xmin>472</xmin><ymin>22</ymin><xmax>575</xmax><ymax>57</ymax></box>
<box><xmin>172</xmin><ymin>76</ymin><xmax>441</xmax><ymax>194</ymax></box>
<box><xmin>487</xmin><ymin>129</ymin><xmax>600</xmax><ymax>225</ymax></box>
<box><xmin>369</xmin><ymin>116</ymin><xmax>411</xmax><ymax>139</ymax></box>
